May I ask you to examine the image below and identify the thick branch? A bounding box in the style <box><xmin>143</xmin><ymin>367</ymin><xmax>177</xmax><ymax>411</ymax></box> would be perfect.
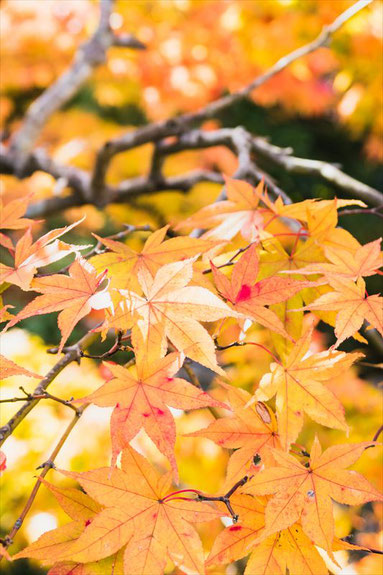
<box><xmin>8</xmin><ymin>0</ymin><xmax>144</xmax><ymax>173</ymax></box>
<box><xmin>0</xmin><ymin>0</ymin><xmax>377</xmax><ymax>215</ymax></box>
<box><xmin>157</xmin><ymin>128</ymin><xmax>382</xmax><ymax>206</ymax></box>
<box><xmin>0</xmin><ymin>331</ymin><xmax>98</xmax><ymax>446</ymax></box>
<box><xmin>91</xmin><ymin>0</ymin><xmax>373</xmax><ymax>197</ymax></box>
<box><xmin>21</xmin><ymin>170</ymin><xmax>223</xmax><ymax>218</ymax></box>
<box><xmin>257</xmin><ymin>150</ymin><xmax>383</xmax><ymax>207</ymax></box>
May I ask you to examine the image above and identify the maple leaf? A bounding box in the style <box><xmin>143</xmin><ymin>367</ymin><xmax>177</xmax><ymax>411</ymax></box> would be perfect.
<box><xmin>14</xmin><ymin>479</ymin><xmax>103</xmax><ymax>563</ymax></box>
<box><xmin>245</xmin><ymin>437</ymin><xmax>383</xmax><ymax>555</ymax></box>
<box><xmin>267</xmin><ymin>198</ymin><xmax>367</xmax><ymax>265</ymax></box>
<box><xmin>36</xmin><ymin>447</ymin><xmax>222</xmax><ymax>574</ymax></box>
<box><xmin>15</xmin><ymin>481</ymin><xmax>127</xmax><ymax>574</ymax></box>
<box><xmin>0</xmin><ymin>193</ymin><xmax>35</xmax><ymax>250</ymax></box>
<box><xmin>211</xmin><ymin>243</ymin><xmax>311</xmax><ymax>338</ymax></box>
<box><xmin>176</xmin><ymin>178</ymin><xmax>267</xmax><ymax>243</ymax></box>
<box><xmin>0</xmin><ymin>219</ymin><xmax>88</xmax><ymax>290</ymax></box>
<box><xmin>276</xmin><ymin>197</ymin><xmax>366</xmax><ymax>226</ymax></box>
<box><xmin>75</xmin><ymin>350</ymin><xmax>226</xmax><ymax>480</ymax></box>
<box><xmin>0</xmin><ymin>354</ymin><xmax>41</xmax><ymax>379</ymax></box>
<box><xmin>284</xmin><ymin>238</ymin><xmax>382</xmax><ymax>281</ymax></box>
<box><xmin>6</xmin><ymin>258</ymin><xmax>111</xmax><ymax>352</ymax></box>
<box><xmin>91</xmin><ymin>225</ymin><xmax>222</xmax><ymax>291</ymax></box>
<box><xmin>253</xmin><ymin>327</ymin><xmax>362</xmax><ymax>450</ymax></box>
<box><xmin>259</xmin><ymin>235</ymin><xmax>326</xmax><ymax>279</ymax></box>
<box><xmin>186</xmin><ymin>383</ymin><xmax>280</xmax><ymax>486</ymax></box>
<box><xmin>300</xmin><ymin>277</ymin><xmax>383</xmax><ymax>347</ymax></box>
<box><xmin>48</xmin><ymin>551</ymin><xmax>125</xmax><ymax>575</ymax></box>
<box><xmin>207</xmin><ymin>493</ymin><xmax>329</xmax><ymax>575</ymax></box>
<box><xmin>109</xmin><ymin>258</ymin><xmax>237</xmax><ymax>373</ymax></box>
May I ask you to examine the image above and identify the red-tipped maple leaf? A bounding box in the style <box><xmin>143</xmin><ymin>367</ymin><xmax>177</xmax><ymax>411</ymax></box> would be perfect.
<box><xmin>211</xmin><ymin>243</ymin><xmax>311</xmax><ymax>338</ymax></box>
<box><xmin>6</xmin><ymin>258</ymin><xmax>111</xmax><ymax>352</ymax></box>
<box><xmin>75</xmin><ymin>350</ymin><xmax>225</xmax><ymax>480</ymax></box>
<box><xmin>24</xmin><ymin>447</ymin><xmax>223</xmax><ymax>574</ymax></box>
<box><xmin>245</xmin><ymin>437</ymin><xmax>383</xmax><ymax>556</ymax></box>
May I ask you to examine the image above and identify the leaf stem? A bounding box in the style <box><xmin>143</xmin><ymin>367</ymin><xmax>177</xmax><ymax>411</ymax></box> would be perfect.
<box><xmin>196</xmin><ymin>475</ymin><xmax>249</xmax><ymax>523</ymax></box>
<box><xmin>372</xmin><ymin>424</ymin><xmax>383</xmax><ymax>442</ymax></box>
<box><xmin>215</xmin><ymin>339</ymin><xmax>282</xmax><ymax>365</ymax></box>
<box><xmin>202</xmin><ymin>243</ymin><xmax>253</xmax><ymax>275</ymax></box>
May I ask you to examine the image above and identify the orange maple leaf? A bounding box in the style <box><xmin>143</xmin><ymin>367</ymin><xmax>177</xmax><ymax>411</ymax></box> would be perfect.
<box><xmin>36</xmin><ymin>447</ymin><xmax>223</xmax><ymax>574</ymax></box>
<box><xmin>91</xmin><ymin>225</ymin><xmax>222</xmax><ymax>291</ymax></box>
<box><xmin>275</xmin><ymin>197</ymin><xmax>366</xmax><ymax>227</ymax></box>
<box><xmin>245</xmin><ymin>437</ymin><xmax>382</xmax><ymax>556</ymax></box>
<box><xmin>75</xmin><ymin>350</ymin><xmax>225</xmax><ymax>480</ymax></box>
<box><xmin>0</xmin><ymin>354</ymin><xmax>41</xmax><ymax>379</ymax></box>
<box><xmin>211</xmin><ymin>243</ymin><xmax>311</xmax><ymax>338</ymax></box>
<box><xmin>13</xmin><ymin>478</ymin><xmax>124</xmax><ymax>573</ymax></box>
<box><xmin>253</xmin><ymin>327</ymin><xmax>362</xmax><ymax>450</ymax></box>
<box><xmin>109</xmin><ymin>258</ymin><xmax>237</xmax><ymax>373</ymax></box>
<box><xmin>176</xmin><ymin>178</ymin><xmax>267</xmax><ymax>242</ymax></box>
<box><xmin>6</xmin><ymin>258</ymin><xmax>111</xmax><ymax>352</ymax></box>
<box><xmin>300</xmin><ymin>277</ymin><xmax>383</xmax><ymax>346</ymax></box>
<box><xmin>186</xmin><ymin>383</ymin><xmax>279</xmax><ymax>486</ymax></box>
<box><xmin>0</xmin><ymin>193</ymin><xmax>35</xmax><ymax>250</ymax></box>
<box><xmin>285</xmin><ymin>238</ymin><xmax>382</xmax><ymax>281</ymax></box>
<box><xmin>0</xmin><ymin>220</ymin><xmax>88</xmax><ymax>290</ymax></box>
<box><xmin>207</xmin><ymin>493</ymin><xmax>330</xmax><ymax>575</ymax></box>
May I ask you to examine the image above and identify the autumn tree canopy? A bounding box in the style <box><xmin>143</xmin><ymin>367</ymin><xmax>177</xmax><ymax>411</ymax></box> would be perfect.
<box><xmin>0</xmin><ymin>1</ymin><xmax>382</xmax><ymax>574</ymax></box>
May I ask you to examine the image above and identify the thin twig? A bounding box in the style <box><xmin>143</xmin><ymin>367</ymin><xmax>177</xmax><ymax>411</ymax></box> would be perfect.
<box><xmin>197</xmin><ymin>476</ymin><xmax>249</xmax><ymax>523</ymax></box>
<box><xmin>0</xmin><ymin>406</ymin><xmax>87</xmax><ymax>554</ymax></box>
<box><xmin>340</xmin><ymin>536</ymin><xmax>383</xmax><ymax>556</ymax></box>
<box><xmin>215</xmin><ymin>339</ymin><xmax>282</xmax><ymax>365</ymax></box>
<box><xmin>338</xmin><ymin>205</ymin><xmax>383</xmax><ymax>218</ymax></box>
<box><xmin>372</xmin><ymin>424</ymin><xmax>383</xmax><ymax>442</ymax></box>
<box><xmin>0</xmin><ymin>386</ymin><xmax>80</xmax><ymax>414</ymax></box>
<box><xmin>0</xmin><ymin>331</ymin><xmax>98</xmax><ymax>446</ymax></box>
<box><xmin>202</xmin><ymin>243</ymin><xmax>253</xmax><ymax>275</ymax></box>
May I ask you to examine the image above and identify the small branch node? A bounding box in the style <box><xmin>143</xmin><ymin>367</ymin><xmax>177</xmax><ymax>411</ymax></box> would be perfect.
<box><xmin>36</xmin><ymin>460</ymin><xmax>56</xmax><ymax>471</ymax></box>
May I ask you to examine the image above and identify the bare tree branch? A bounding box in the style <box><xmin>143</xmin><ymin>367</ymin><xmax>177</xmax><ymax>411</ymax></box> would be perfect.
<box><xmin>8</xmin><ymin>0</ymin><xmax>144</xmax><ymax>173</ymax></box>
<box><xmin>157</xmin><ymin>128</ymin><xmax>382</xmax><ymax>206</ymax></box>
<box><xmin>0</xmin><ymin>0</ymin><xmax>378</xmax><ymax>216</ymax></box>
<box><xmin>90</xmin><ymin>0</ymin><xmax>374</xmax><ymax>201</ymax></box>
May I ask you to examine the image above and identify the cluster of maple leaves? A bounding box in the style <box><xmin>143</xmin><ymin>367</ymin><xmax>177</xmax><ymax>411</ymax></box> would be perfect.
<box><xmin>1</xmin><ymin>178</ymin><xmax>382</xmax><ymax>574</ymax></box>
